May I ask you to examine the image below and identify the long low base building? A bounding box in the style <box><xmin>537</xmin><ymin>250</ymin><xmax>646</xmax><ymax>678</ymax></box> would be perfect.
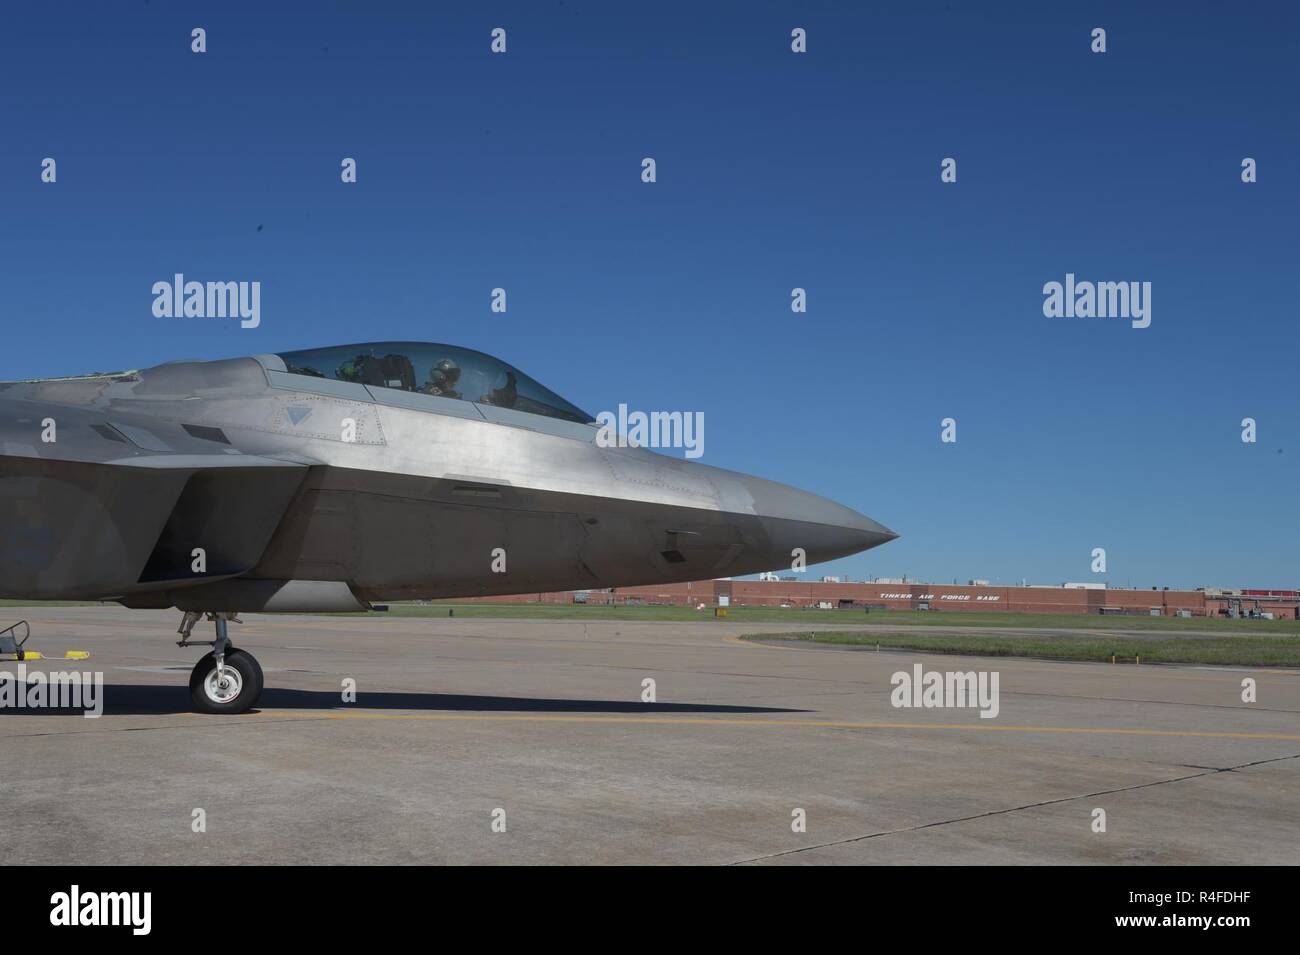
<box><xmin>449</xmin><ymin>580</ymin><xmax>1300</xmax><ymax>618</ymax></box>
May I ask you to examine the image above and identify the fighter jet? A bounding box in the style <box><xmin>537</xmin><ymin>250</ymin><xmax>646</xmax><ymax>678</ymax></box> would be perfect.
<box><xmin>0</xmin><ymin>342</ymin><xmax>897</xmax><ymax>713</ymax></box>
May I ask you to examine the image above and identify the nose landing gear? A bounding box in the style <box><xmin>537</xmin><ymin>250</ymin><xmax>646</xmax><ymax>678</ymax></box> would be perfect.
<box><xmin>177</xmin><ymin>612</ymin><xmax>265</xmax><ymax>714</ymax></box>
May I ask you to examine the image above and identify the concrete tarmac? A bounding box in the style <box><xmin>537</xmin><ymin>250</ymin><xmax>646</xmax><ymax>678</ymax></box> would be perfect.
<box><xmin>1</xmin><ymin>606</ymin><xmax>1297</xmax><ymax>865</ymax></box>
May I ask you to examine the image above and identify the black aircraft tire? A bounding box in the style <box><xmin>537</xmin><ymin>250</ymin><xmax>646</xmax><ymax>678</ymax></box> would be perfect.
<box><xmin>242</xmin><ymin>648</ymin><xmax>265</xmax><ymax>687</ymax></box>
<box><xmin>189</xmin><ymin>649</ymin><xmax>264</xmax><ymax>714</ymax></box>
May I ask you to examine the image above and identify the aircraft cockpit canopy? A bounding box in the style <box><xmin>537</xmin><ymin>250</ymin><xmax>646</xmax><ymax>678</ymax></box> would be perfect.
<box><xmin>275</xmin><ymin>342</ymin><xmax>594</xmax><ymax>425</ymax></box>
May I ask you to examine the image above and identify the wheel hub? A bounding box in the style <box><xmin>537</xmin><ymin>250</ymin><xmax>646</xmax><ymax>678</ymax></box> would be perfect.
<box><xmin>204</xmin><ymin>666</ymin><xmax>243</xmax><ymax>704</ymax></box>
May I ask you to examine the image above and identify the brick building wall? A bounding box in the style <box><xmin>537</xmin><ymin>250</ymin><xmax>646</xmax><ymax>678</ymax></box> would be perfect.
<box><xmin>445</xmin><ymin>579</ymin><xmax>1300</xmax><ymax>618</ymax></box>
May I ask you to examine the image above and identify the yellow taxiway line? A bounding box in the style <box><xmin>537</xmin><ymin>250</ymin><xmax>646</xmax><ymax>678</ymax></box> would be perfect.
<box><xmin>250</xmin><ymin>709</ymin><xmax>1300</xmax><ymax>742</ymax></box>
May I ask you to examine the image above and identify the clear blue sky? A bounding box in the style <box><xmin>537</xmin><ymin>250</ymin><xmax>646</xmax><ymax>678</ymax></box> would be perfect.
<box><xmin>2</xmin><ymin>2</ymin><xmax>1297</xmax><ymax>589</ymax></box>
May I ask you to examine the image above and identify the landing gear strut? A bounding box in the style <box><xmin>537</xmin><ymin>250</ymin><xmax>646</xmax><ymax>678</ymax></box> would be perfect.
<box><xmin>178</xmin><ymin>612</ymin><xmax>264</xmax><ymax>714</ymax></box>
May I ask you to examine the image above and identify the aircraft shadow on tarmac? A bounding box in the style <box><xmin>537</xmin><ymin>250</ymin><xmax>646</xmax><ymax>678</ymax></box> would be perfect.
<box><xmin>5</xmin><ymin>684</ymin><xmax>809</xmax><ymax>716</ymax></box>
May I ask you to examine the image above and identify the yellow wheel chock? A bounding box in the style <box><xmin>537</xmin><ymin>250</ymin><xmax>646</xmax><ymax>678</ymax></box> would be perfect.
<box><xmin>0</xmin><ymin>620</ymin><xmax>90</xmax><ymax>661</ymax></box>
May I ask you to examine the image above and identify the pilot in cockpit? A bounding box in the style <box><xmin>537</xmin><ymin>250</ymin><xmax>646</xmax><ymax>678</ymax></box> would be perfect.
<box><xmin>421</xmin><ymin>358</ymin><xmax>462</xmax><ymax>399</ymax></box>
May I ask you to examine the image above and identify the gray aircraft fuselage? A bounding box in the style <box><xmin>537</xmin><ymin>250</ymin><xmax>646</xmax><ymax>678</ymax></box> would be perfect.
<box><xmin>0</xmin><ymin>345</ymin><xmax>896</xmax><ymax>614</ymax></box>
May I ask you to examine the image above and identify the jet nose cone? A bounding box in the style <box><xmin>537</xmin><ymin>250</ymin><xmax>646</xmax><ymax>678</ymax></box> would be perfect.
<box><xmin>736</xmin><ymin>475</ymin><xmax>898</xmax><ymax>564</ymax></box>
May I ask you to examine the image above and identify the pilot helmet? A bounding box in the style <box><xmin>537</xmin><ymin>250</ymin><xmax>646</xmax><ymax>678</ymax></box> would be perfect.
<box><xmin>429</xmin><ymin>359</ymin><xmax>461</xmax><ymax>388</ymax></box>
